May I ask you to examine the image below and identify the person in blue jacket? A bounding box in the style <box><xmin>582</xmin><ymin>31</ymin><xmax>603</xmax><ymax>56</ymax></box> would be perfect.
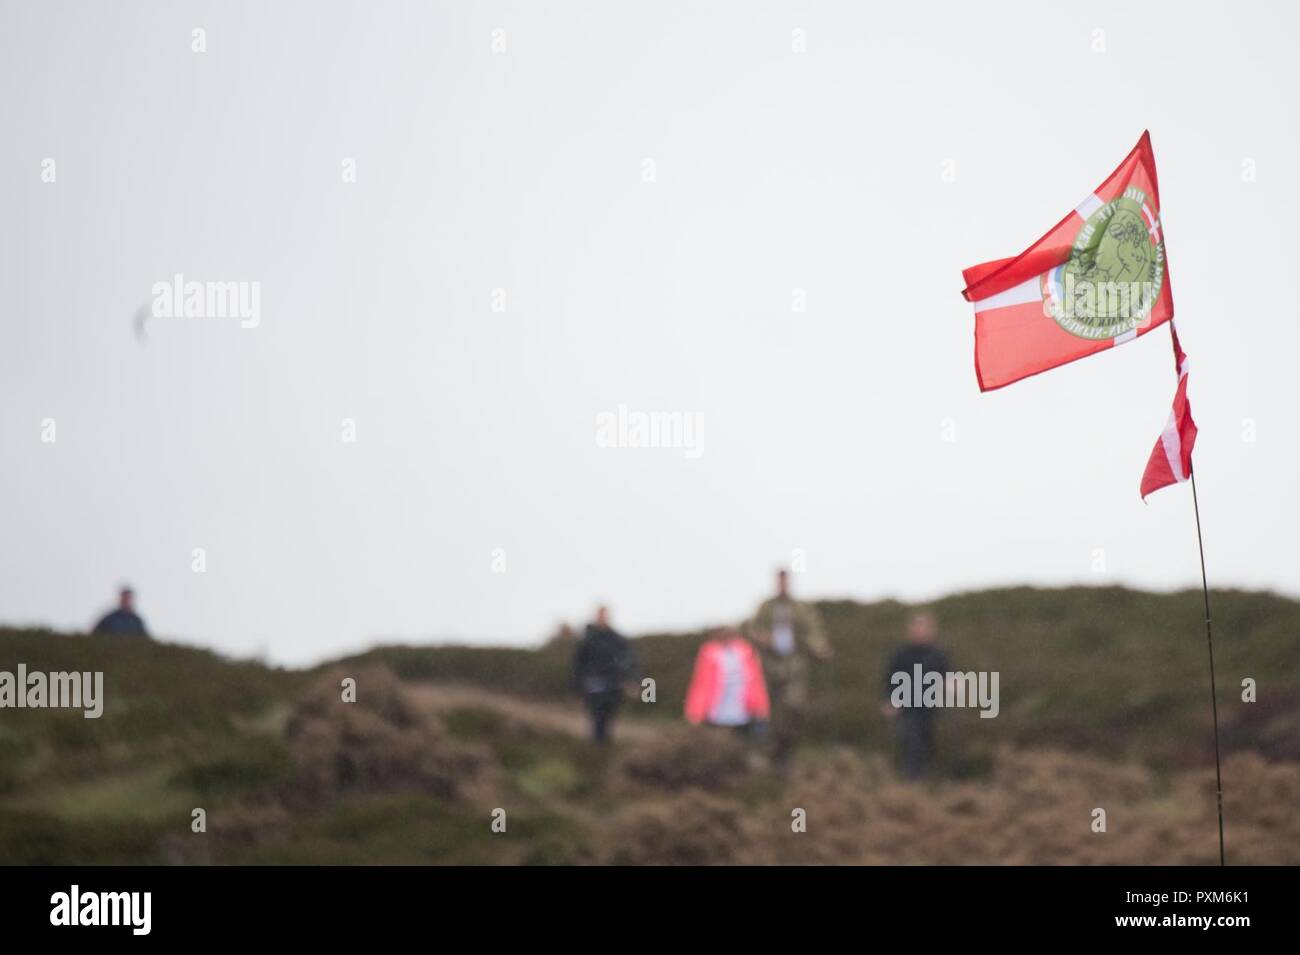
<box><xmin>92</xmin><ymin>586</ymin><xmax>149</xmax><ymax>638</ymax></box>
<box><xmin>571</xmin><ymin>605</ymin><xmax>636</xmax><ymax>744</ymax></box>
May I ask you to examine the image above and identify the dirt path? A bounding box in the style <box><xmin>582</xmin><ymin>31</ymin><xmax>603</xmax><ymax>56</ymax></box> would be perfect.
<box><xmin>405</xmin><ymin>682</ymin><xmax>659</xmax><ymax>742</ymax></box>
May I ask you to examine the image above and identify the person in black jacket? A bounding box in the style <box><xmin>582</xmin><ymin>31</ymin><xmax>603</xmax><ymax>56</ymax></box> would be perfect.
<box><xmin>880</xmin><ymin>610</ymin><xmax>950</xmax><ymax>780</ymax></box>
<box><xmin>92</xmin><ymin>587</ymin><xmax>150</xmax><ymax>638</ymax></box>
<box><xmin>572</xmin><ymin>606</ymin><xmax>637</xmax><ymax>745</ymax></box>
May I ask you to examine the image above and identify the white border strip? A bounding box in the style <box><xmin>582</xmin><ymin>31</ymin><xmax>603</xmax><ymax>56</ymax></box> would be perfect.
<box><xmin>973</xmin><ymin>276</ymin><xmax>1041</xmax><ymax>313</ymax></box>
<box><xmin>1075</xmin><ymin>193</ymin><xmax>1104</xmax><ymax>220</ymax></box>
<box><xmin>1160</xmin><ymin>411</ymin><xmax>1186</xmax><ymax>483</ymax></box>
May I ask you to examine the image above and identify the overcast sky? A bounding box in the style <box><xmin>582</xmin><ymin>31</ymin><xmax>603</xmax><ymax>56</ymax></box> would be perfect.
<box><xmin>1</xmin><ymin>1</ymin><xmax>1294</xmax><ymax>665</ymax></box>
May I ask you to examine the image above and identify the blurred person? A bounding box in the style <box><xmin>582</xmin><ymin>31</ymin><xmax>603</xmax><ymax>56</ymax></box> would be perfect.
<box><xmin>92</xmin><ymin>586</ymin><xmax>149</xmax><ymax>638</ymax></box>
<box><xmin>544</xmin><ymin>622</ymin><xmax>577</xmax><ymax>648</ymax></box>
<box><xmin>571</xmin><ymin>605</ymin><xmax>637</xmax><ymax>745</ymax></box>
<box><xmin>684</xmin><ymin>627</ymin><xmax>770</xmax><ymax>742</ymax></box>
<box><xmin>880</xmin><ymin>610</ymin><xmax>950</xmax><ymax>780</ymax></box>
<box><xmin>745</xmin><ymin>569</ymin><xmax>832</xmax><ymax>768</ymax></box>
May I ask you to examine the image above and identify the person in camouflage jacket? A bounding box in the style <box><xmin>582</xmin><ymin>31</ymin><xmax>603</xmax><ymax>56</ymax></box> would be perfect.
<box><xmin>744</xmin><ymin>569</ymin><xmax>832</xmax><ymax>767</ymax></box>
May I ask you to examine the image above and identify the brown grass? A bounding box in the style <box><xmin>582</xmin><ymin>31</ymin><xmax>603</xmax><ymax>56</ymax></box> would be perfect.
<box><xmin>587</xmin><ymin>745</ymin><xmax>1300</xmax><ymax>865</ymax></box>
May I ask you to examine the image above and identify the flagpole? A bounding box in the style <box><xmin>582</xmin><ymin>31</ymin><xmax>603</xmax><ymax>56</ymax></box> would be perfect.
<box><xmin>1190</xmin><ymin>470</ymin><xmax>1225</xmax><ymax>866</ymax></box>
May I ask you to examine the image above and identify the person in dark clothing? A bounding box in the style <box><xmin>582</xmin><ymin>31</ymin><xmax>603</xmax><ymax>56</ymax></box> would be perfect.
<box><xmin>880</xmin><ymin>610</ymin><xmax>950</xmax><ymax>780</ymax></box>
<box><xmin>572</xmin><ymin>606</ymin><xmax>637</xmax><ymax>745</ymax></box>
<box><xmin>93</xmin><ymin>586</ymin><xmax>150</xmax><ymax>637</ymax></box>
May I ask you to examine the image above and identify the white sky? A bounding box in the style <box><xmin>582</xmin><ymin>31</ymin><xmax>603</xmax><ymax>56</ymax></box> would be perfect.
<box><xmin>1</xmin><ymin>0</ymin><xmax>1294</xmax><ymax>665</ymax></box>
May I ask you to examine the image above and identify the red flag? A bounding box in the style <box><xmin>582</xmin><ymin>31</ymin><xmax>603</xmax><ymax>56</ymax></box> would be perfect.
<box><xmin>961</xmin><ymin>132</ymin><xmax>1172</xmax><ymax>391</ymax></box>
<box><xmin>1140</xmin><ymin>323</ymin><xmax>1197</xmax><ymax>499</ymax></box>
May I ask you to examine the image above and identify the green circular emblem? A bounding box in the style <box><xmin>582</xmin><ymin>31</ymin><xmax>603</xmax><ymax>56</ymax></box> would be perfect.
<box><xmin>1044</xmin><ymin>191</ymin><xmax>1165</xmax><ymax>340</ymax></box>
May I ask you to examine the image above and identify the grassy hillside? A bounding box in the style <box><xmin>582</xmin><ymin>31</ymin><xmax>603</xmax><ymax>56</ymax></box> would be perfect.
<box><xmin>344</xmin><ymin>586</ymin><xmax>1300</xmax><ymax>766</ymax></box>
<box><xmin>1</xmin><ymin>586</ymin><xmax>1297</xmax><ymax>864</ymax></box>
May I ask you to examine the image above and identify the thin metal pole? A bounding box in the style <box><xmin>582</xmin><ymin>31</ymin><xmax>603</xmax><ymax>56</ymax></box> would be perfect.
<box><xmin>1190</xmin><ymin>471</ymin><xmax>1225</xmax><ymax>866</ymax></box>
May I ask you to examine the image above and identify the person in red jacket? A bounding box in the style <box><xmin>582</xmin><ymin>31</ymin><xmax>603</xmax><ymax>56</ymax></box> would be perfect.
<box><xmin>684</xmin><ymin>628</ymin><xmax>770</xmax><ymax>741</ymax></box>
